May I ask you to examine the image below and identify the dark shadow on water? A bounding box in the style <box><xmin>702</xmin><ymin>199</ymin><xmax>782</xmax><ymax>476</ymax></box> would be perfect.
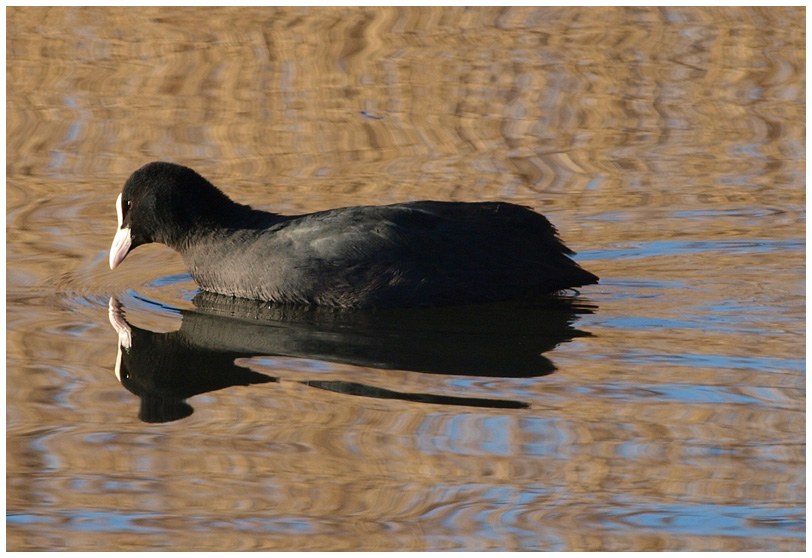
<box><xmin>108</xmin><ymin>291</ymin><xmax>596</xmax><ymax>423</ymax></box>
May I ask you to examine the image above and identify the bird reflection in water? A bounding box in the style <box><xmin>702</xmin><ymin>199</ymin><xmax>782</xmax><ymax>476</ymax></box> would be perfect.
<box><xmin>108</xmin><ymin>293</ymin><xmax>595</xmax><ymax>423</ymax></box>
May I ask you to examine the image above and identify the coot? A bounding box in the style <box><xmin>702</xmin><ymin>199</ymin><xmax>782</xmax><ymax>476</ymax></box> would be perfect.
<box><xmin>109</xmin><ymin>162</ymin><xmax>598</xmax><ymax>308</ymax></box>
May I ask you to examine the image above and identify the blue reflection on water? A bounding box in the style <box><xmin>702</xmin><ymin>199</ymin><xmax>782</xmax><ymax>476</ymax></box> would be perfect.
<box><xmin>7</xmin><ymin>511</ymin><xmax>161</xmax><ymax>532</ymax></box>
<box><xmin>7</xmin><ymin>510</ymin><xmax>318</xmax><ymax>535</ymax></box>
<box><xmin>611</xmin><ymin>503</ymin><xmax>805</xmax><ymax>538</ymax></box>
<box><xmin>582</xmin><ymin>238</ymin><xmax>803</xmax><ymax>261</ymax></box>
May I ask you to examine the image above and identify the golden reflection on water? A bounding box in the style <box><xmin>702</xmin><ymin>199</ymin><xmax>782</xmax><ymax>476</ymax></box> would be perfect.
<box><xmin>6</xmin><ymin>6</ymin><xmax>805</xmax><ymax>552</ymax></box>
<box><xmin>8</xmin><ymin>7</ymin><xmax>803</xmax><ymax>207</ymax></box>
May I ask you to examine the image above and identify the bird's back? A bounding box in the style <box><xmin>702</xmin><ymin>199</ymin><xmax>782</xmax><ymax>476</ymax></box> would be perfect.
<box><xmin>184</xmin><ymin>201</ymin><xmax>597</xmax><ymax>308</ymax></box>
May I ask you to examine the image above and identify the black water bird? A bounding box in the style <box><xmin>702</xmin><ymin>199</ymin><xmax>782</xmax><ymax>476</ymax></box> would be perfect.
<box><xmin>109</xmin><ymin>162</ymin><xmax>598</xmax><ymax>308</ymax></box>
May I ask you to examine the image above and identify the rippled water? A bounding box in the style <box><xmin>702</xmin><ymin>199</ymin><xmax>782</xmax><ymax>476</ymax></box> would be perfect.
<box><xmin>6</xmin><ymin>6</ymin><xmax>805</xmax><ymax>551</ymax></box>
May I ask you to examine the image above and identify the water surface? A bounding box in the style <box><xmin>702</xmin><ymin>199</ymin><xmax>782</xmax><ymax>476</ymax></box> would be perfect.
<box><xmin>6</xmin><ymin>6</ymin><xmax>805</xmax><ymax>551</ymax></box>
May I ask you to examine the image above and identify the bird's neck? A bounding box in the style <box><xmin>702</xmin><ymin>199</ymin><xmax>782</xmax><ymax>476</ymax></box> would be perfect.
<box><xmin>168</xmin><ymin>203</ymin><xmax>286</xmax><ymax>251</ymax></box>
